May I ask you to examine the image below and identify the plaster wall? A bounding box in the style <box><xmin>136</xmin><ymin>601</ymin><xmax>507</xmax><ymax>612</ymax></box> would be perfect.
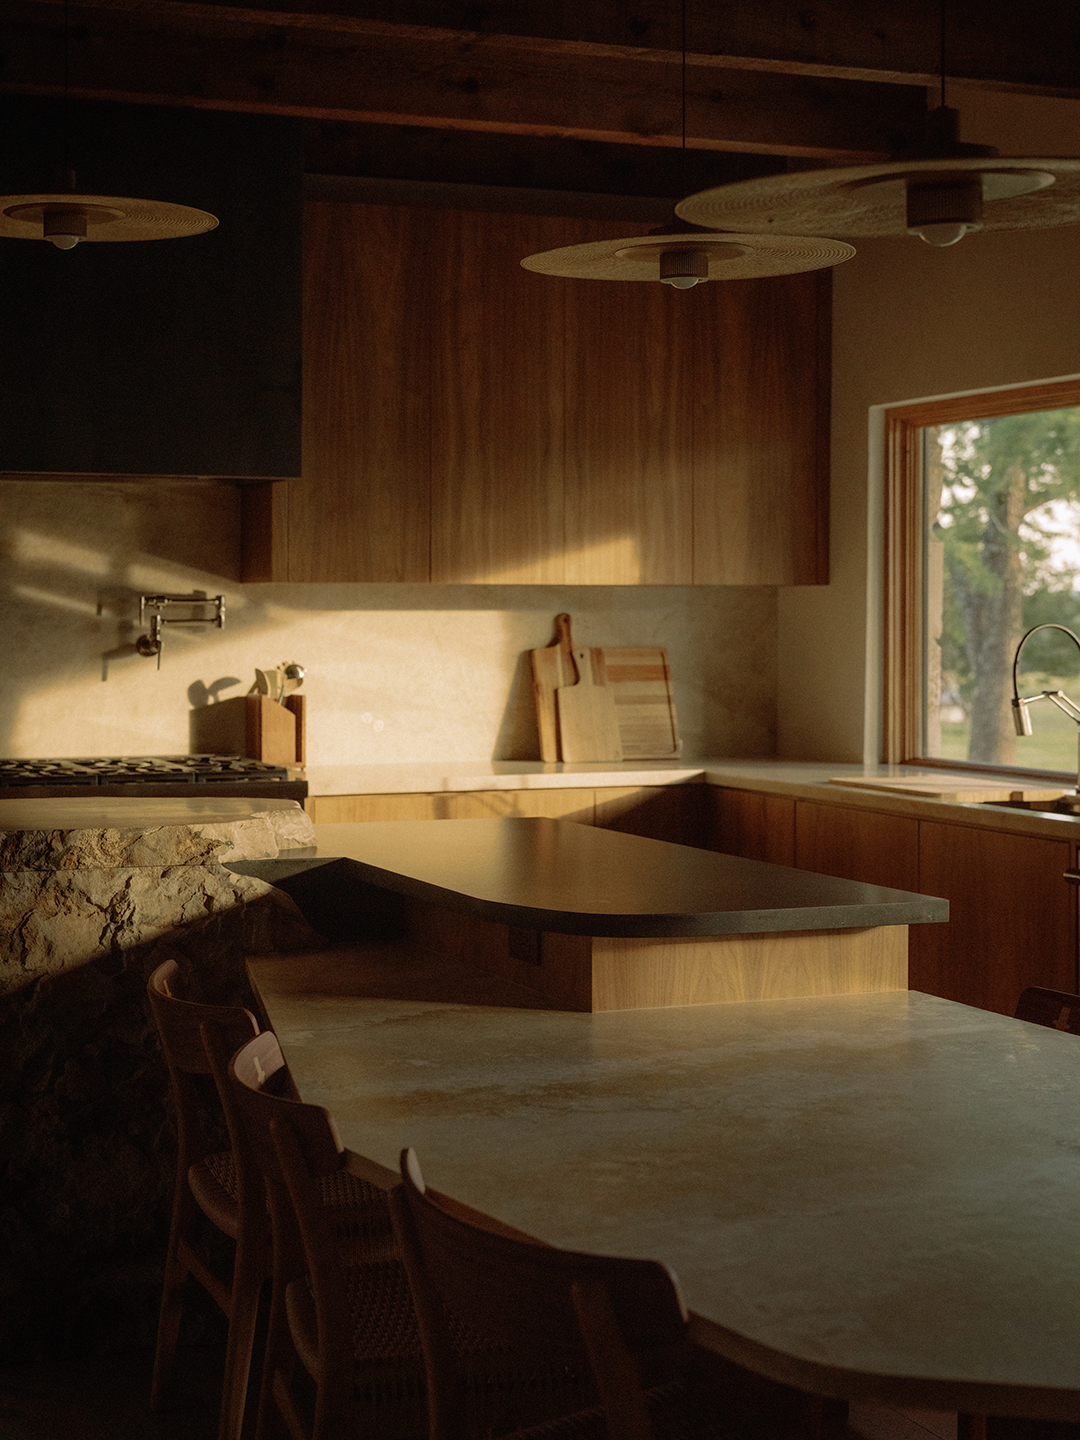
<box><xmin>780</xmin><ymin>90</ymin><xmax>1080</xmax><ymax>763</ymax></box>
<box><xmin>2</xmin><ymin>481</ymin><xmax>776</xmax><ymax>764</ymax></box>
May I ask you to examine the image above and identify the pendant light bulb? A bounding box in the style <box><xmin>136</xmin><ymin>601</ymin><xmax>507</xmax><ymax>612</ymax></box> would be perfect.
<box><xmin>911</xmin><ymin>222</ymin><xmax>970</xmax><ymax>247</ymax></box>
<box><xmin>43</xmin><ymin>204</ymin><xmax>87</xmax><ymax>249</ymax></box>
<box><xmin>659</xmin><ymin>248</ymin><xmax>709</xmax><ymax>288</ymax></box>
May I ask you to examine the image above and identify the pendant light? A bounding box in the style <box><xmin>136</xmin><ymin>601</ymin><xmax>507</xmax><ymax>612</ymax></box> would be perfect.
<box><xmin>520</xmin><ymin>0</ymin><xmax>854</xmax><ymax>285</ymax></box>
<box><xmin>676</xmin><ymin>3</ymin><xmax>1080</xmax><ymax>248</ymax></box>
<box><xmin>0</xmin><ymin>0</ymin><xmax>217</xmax><ymax>249</ymax></box>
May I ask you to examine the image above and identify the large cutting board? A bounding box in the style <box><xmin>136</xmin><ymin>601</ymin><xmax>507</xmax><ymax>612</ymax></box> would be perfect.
<box><xmin>601</xmin><ymin>647</ymin><xmax>681</xmax><ymax>759</ymax></box>
<box><xmin>556</xmin><ymin>648</ymin><xmax>623</xmax><ymax>763</ymax></box>
<box><xmin>531</xmin><ymin>617</ymin><xmax>680</xmax><ymax>761</ymax></box>
<box><xmin>828</xmin><ymin>775</ymin><xmax>1065</xmax><ymax>804</ymax></box>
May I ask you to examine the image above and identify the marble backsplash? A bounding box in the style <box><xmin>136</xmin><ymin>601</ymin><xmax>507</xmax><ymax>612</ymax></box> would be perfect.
<box><xmin>2</xmin><ymin>480</ymin><xmax>778</xmax><ymax>765</ymax></box>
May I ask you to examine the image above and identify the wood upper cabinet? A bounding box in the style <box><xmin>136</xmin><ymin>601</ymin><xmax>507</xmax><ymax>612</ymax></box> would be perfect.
<box><xmin>252</xmin><ymin>200</ymin><xmax>831</xmax><ymax>585</ymax></box>
<box><xmin>693</xmin><ymin>272</ymin><xmax>830</xmax><ymax>585</ymax></box>
<box><xmin>429</xmin><ymin>212</ymin><xmax>572</xmax><ymax>584</ymax></box>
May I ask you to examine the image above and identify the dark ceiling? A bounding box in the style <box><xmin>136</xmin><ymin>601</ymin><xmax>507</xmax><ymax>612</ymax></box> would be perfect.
<box><xmin>1</xmin><ymin>0</ymin><xmax>1077</xmax><ymax>199</ymax></box>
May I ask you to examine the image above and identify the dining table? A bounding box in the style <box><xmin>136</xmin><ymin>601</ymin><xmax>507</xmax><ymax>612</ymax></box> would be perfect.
<box><xmin>248</xmin><ymin>946</ymin><xmax>1080</xmax><ymax>1424</ymax></box>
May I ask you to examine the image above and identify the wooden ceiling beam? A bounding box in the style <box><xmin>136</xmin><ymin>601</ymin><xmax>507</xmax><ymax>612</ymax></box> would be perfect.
<box><xmin>0</xmin><ymin>3</ymin><xmax>929</xmax><ymax>159</ymax></box>
<box><xmin>11</xmin><ymin>0</ymin><xmax>1076</xmax><ymax>98</ymax></box>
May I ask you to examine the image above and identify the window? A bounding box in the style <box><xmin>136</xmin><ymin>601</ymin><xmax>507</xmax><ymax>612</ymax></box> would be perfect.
<box><xmin>883</xmin><ymin>378</ymin><xmax>1080</xmax><ymax>775</ymax></box>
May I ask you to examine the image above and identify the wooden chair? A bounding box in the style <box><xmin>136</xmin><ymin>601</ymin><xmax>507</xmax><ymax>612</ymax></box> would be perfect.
<box><xmin>146</xmin><ymin>957</ymin><xmax>268</xmax><ymax>1440</ymax></box>
<box><xmin>227</xmin><ymin>1029</ymin><xmax>424</xmax><ymax>1440</ymax></box>
<box><xmin>1014</xmin><ymin>987</ymin><xmax>1080</xmax><ymax>1034</ymax></box>
<box><xmin>391</xmin><ymin>1144</ymin><xmax>771</xmax><ymax>1440</ymax></box>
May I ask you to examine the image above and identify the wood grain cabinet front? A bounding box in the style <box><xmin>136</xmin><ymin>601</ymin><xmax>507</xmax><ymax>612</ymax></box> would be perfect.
<box><xmin>246</xmin><ymin>202</ymin><xmax>830</xmax><ymax>586</ymax></box>
<box><xmin>709</xmin><ymin>787</ymin><xmax>796</xmax><ymax>866</ymax></box>
<box><xmin>711</xmin><ymin>790</ymin><xmax>1079</xmax><ymax>1017</ymax></box>
<box><xmin>911</xmin><ymin>821</ymin><xmax>1078</xmax><ymax>1016</ymax></box>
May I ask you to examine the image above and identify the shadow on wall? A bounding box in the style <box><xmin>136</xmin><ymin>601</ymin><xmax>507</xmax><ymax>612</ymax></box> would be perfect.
<box><xmin>1</xmin><ymin>480</ymin><xmax>781</xmax><ymax>763</ymax></box>
<box><xmin>0</xmin><ymin>481</ymin><xmax>242</xmax><ymax>756</ymax></box>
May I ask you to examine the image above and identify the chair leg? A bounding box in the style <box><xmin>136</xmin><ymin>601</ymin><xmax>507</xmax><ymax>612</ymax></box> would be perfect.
<box><xmin>218</xmin><ymin>1241</ymin><xmax>267</xmax><ymax>1440</ymax></box>
<box><xmin>255</xmin><ymin>1279</ymin><xmax>299</xmax><ymax>1440</ymax></box>
<box><xmin>151</xmin><ymin>1180</ymin><xmax>197</xmax><ymax>1410</ymax></box>
<box><xmin>958</xmin><ymin>1416</ymin><xmax>988</xmax><ymax>1440</ymax></box>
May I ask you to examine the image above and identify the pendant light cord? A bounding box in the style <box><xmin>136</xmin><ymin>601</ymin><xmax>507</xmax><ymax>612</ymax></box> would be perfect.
<box><xmin>62</xmin><ymin>0</ymin><xmax>74</xmax><ymax>189</ymax></box>
<box><xmin>938</xmin><ymin>0</ymin><xmax>946</xmax><ymax>110</ymax></box>
<box><xmin>679</xmin><ymin>0</ymin><xmax>688</xmax><ymax>191</ymax></box>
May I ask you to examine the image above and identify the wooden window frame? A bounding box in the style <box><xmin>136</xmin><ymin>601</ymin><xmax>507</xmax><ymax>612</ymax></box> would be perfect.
<box><xmin>883</xmin><ymin>376</ymin><xmax>1080</xmax><ymax>770</ymax></box>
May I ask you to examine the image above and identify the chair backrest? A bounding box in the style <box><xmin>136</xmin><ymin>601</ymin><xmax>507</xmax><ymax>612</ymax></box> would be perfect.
<box><xmin>228</xmin><ymin>1032</ymin><xmax>379</xmax><ymax>1412</ymax></box>
<box><xmin>147</xmin><ymin>957</ymin><xmax>261</xmax><ymax>1168</ymax></box>
<box><xmin>1014</xmin><ymin>986</ymin><xmax>1080</xmax><ymax>1034</ymax></box>
<box><xmin>390</xmin><ymin>1146</ymin><xmax>689</xmax><ymax>1440</ymax></box>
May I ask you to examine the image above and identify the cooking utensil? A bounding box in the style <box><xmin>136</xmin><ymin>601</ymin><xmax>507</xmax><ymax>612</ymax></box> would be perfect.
<box><xmin>556</xmin><ymin>648</ymin><xmax>623</xmax><ymax>763</ymax></box>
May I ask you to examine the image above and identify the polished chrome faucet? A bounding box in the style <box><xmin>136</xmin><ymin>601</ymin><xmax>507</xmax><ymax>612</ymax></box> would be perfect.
<box><xmin>1012</xmin><ymin>623</ymin><xmax>1080</xmax><ymax>803</ymax></box>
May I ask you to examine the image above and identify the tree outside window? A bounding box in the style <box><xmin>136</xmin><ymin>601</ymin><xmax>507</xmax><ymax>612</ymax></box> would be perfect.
<box><xmin>926</xmin><ymin>406</ymin><xmax>1080</xmax><ymax>769</ymax></box>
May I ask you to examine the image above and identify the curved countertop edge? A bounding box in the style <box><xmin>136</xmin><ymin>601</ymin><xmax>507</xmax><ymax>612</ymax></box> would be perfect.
<box><xmin>685</xmin><ymin>1314</ymin><xmax>1080</xmax><ymax>1424</ymax></box>
<box><xmin>228</xmin><ymin>817</ymin><xmax>949</xmax><ymax>939</ymax></box>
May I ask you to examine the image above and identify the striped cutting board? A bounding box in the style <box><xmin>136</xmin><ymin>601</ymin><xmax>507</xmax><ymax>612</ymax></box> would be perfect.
<box><xmin>599</xmin><ymin>647</ymin><xmax>681</xmax><ymax>759</ymax></box>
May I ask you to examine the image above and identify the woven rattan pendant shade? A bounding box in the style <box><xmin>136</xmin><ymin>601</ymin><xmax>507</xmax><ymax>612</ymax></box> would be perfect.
<box><xmin>0</xmin><ymin>190</ymin><xmax>218</xmax><ymax>247</ymax></box>
<box><xmin>521</xmin><ymin>227</ymin><xmax>854</xmax><ymax>282</ymax></box>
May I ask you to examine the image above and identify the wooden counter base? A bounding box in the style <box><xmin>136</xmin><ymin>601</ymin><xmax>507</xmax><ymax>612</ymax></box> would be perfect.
<box><xmin>408</xmin><ymin>895</ymin><xmax>907</xmax><ymax>1011</ymax></box>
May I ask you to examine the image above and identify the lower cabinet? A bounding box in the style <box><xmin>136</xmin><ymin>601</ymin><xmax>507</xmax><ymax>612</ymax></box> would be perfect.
<box><xmin>312</xmin><ymin>783</ymin><xmax>1080</xmax><ymax>1017</ymax></box>
<box><xmin>713</xmin><ymin>788</ymin><xmax>1080</xmax><ymax>1016</ymax></box>
<box><xmin>709</xmin><ymin>788</ymin><xmax>795</xmax><ymax>866</ymax></box>
<box><xmin>594</xmin><ymin>785</ymin><xmax>708</xmax><ymax>847</ymax></box>
<box><xmin>306</xmin><ymin>785</ymin><xmax>699</xmax><ymax>839</ymax></box>
<box><xmin>912</xmin><ymin>820</ymin><xmax>1077</xmax><ymax>1016</ymax></box>
<box><xmin>307</xmin><ymin>789</ymin><xmax>594</xmax><ymax>824</ymax></box>
<box><xmin>794</xmin><ymin>800</ymin><xmax>920</xmax><ymax>893</ymax></box>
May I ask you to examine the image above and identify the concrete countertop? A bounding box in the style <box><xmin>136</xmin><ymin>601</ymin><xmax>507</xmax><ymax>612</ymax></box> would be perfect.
<box><xmin>302</xmin><ymin>759</ymin><xmax>1080</xmax><ymax>842</ymax></box>
<box><xmin>249</xmin><ymin>974</ymin><xmax>1080</xmax><ymax>1420</ymax></box>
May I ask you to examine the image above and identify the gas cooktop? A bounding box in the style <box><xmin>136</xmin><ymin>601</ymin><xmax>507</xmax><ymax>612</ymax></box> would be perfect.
<box><xmin>0</xmin><ymin>756</ymin><xmax>307</xmax><ymax>801</ymax></box>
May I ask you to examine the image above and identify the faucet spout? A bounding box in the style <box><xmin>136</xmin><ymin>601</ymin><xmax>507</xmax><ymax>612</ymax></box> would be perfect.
<box><xmin>1012</xmin><ymin>624</ymin><xmax>1080</xmax><ymax>798</ymax></box>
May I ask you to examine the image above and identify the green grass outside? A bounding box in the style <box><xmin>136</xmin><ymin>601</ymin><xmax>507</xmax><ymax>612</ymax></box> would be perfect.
<box><xmin>938</xmin><ymin>673</ymin><xmax>1080</xmax><ymax>773</ymax></box>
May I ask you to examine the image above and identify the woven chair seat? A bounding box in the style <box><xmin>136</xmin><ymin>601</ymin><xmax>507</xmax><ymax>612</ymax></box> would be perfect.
<box><xmin>316</xmin><ymin>1168</ymin><xmax>398</xmax><ymax>1262</ymax></box>
<box><xmin>188</xmin><ymin>1149</ymin><xmax>241</xmax><ymax>1238</ymax></box>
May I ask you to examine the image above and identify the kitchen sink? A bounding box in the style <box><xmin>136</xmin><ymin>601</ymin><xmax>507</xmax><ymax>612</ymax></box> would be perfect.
<box><xmin>979</xmin><ymin>797</ymin><xmax>1080</xmax><ymax>816</ymax></box>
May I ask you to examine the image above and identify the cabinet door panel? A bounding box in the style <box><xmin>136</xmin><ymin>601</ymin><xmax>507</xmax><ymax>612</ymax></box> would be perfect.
<box><xmin>594</xmin><ymin>786</ymin><xmax>707</xmax><ymax>847</ymax></box>
<box><xmin>914</xmin><ymin>822</ymin><xmax>1077</xmax><ymax>1015</ymax></box>
<box><xmin>446</xmin><ymin>790</ymin><xmax>594</xmax><ymax>823</ymax></box>
<box><xmin>307</xmin><ymin>793</ymin><xmax>441</xmax><ymax>823</ymax></box>
<box><xmin>563</xmin><ymin>223</ymin><xmax>693</xmax><ymax>585</ymax></box>
<box><xmin>795</xmin><ymin>800</ymin><xmax>919</xmax><ymax>892</ymax></box>
<box><xmin>712</xmin><ymin>789</ymin><xmax>796</xmax><ymax>867</ymax></box>
<box><xmin>693</xmin><ymin>270</ymin><xmax>830</xmax><ymax>585</ymax></box>
<box><xmin>430</xmin><ymin>211</ymin><xmax>572</xmax><ymax>584</ymax></box>
<box><xmin>292</xmin><ymin>202</ymin><xmax>431</xmax><ymax>581</ymax></box>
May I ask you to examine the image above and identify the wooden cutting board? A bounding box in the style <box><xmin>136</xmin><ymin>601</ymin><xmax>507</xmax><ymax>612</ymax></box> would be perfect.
<box><xmin>531</xmin><ymin>617</ymin><xmax>681</xmax><ymax>761</ymax></box>
<box><xmin>828</xmin><ymin>776</ymin><xmax>1065</xmax><ymax>804</ymax></box>
<box><xmin>556</xmin><ymin>648</ymin><xmax>623</xmax><ymax>763</ymax></box>
<box><xmin>600</xmin><ymin>647</ymin><xmax>681</xmax><ymax>759</ymax></box>
<box><xmin>531</xmin><ymin>613</ymin><xmax>575</xmax><ymax>762</ymax></box>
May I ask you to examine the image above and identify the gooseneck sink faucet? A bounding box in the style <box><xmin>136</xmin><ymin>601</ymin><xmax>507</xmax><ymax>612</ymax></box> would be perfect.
<box><xmin>1011</xmin><ymin>623</ymin><xmax>1080</xmax><ymax>802</ymax></box>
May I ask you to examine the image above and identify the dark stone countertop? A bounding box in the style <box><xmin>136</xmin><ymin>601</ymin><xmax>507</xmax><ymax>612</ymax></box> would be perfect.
<box><xmin>227</xmin><ymin>817</ymin><xmax>949</xmax><ymax>939</ymax></box>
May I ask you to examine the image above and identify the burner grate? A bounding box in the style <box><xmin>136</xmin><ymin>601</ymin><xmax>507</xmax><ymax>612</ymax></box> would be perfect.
<box><xmin>0</xmin><ymin>755</ymin><xmax>292</xmax><ymax>786</ymax></box>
